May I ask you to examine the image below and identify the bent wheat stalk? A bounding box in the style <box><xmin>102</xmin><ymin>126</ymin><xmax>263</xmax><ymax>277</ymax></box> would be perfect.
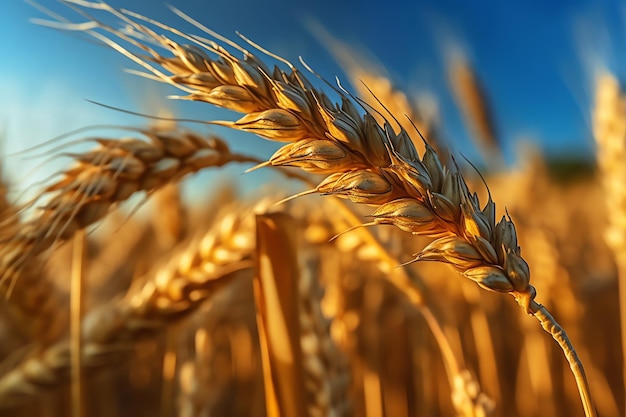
<box><xmin>39</xmin><ymin>3</ymin><xmax>596</xmax><ymax>415</ymax></box>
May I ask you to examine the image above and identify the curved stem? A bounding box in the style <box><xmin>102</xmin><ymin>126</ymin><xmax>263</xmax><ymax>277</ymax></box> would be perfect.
<box><xmin>527</xmin><ymin>298</ymin><xmax>596</xmax><ymax>417</ymax></box>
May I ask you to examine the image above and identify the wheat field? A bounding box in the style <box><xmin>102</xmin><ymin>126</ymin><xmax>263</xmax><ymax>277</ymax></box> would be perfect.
<box><xmin>0</xmin><ymin>2</ymin><xmax>623</xmax><ymax>417</ymax></box>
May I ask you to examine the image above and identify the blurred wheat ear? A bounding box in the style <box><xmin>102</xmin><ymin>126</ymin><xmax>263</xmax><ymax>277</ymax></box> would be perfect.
<box><xmin>447</xmin><ymin>53</ymin><xmax>504</xmax><ymax>170</ymax></box>
<box><xmin>593</xmin><ymin>72</ymin><xmax>626</xmax><ymax>415</ymax></box>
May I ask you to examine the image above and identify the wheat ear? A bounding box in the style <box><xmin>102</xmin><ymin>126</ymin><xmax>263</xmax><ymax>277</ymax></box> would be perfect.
<box><xmin>0</xmin><ymin>129</ymin><xmax>256</xmax><ymax>281</ymax></box>
<box><xmin>592</xmin><ymin>72</ymin><xmax>626</xmax><ymax>413</ymax></box>
<box><xmin>0</xmin><ymin>200</ymin><xmax>262</xmax><ymax>406</ymax></box>
<box><xmin>448</xmin><ymin>53</ymin><xmax>503</xmax><ymax>168</ymax></box>
<box><xmin>42</xmin><ymin>5</ymin><xmax>531</xmax><ymax>299</ymax></box>
<box><xmin>41</xmin><ymin>3</ymin><xmax>596</xmax><ymax>415</ymax></box>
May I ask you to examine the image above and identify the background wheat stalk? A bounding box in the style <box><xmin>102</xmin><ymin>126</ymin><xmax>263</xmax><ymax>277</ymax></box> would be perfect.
<box><xmin>447</xmin><ymin>53</ymin><xmax>503</xmax><ymax>169</ymax></box>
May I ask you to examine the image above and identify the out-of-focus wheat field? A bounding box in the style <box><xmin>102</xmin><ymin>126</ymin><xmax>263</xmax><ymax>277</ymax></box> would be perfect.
<box><xmin>0</xmin><ymin>1</ymin><xmax>625</xmax><ymax>417</ymax></box>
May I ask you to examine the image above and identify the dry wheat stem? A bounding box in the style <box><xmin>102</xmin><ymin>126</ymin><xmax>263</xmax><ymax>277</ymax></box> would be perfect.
<box><xmin>254</xmin><ymin>212</ymin><xmax>309</xmax><ymax>417</ymax></box>
<box><xmin>39</xmin><ymin>3</ymin><xmax>596</xmax><ymax>415</ymax></box>
<box><xmin>70</xmin><ymin>229</ymin><xmax>86</xmax><ymax>417</ymax></box>
<box><xmin>530</xmin><ymin>301</ymin><xmax>595</xmax><ymax>417</ymax></box>
<box><xmin>0</xmin><ymin>129</ymin><xmax>257</xmax><ymax>284</ymax></box>
<box><xmin>0</xmin><ymin>201</ymin><xmax>261</xmax><ymax>406</ymax></box>
<box><xmin>254</xmin><ymin>212</ymin><xmax>351</xmax><ymax>417</ymax></box>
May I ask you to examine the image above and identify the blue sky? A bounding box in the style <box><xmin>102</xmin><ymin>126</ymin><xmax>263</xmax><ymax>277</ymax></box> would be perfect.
<box><xmin>1</xmin><ymin>0</ymin><xmax>625</xmax><ymax>195</ymax></box>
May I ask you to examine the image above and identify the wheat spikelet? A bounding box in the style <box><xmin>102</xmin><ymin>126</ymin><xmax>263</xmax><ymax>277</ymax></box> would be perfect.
<box><xmin>0</xmin><ymin>129</ymin><xmax>256</xmax><ymax>283</ymax></box>
<box><xmin>0</xmin><ymin>199</ymin><xmax>264</xmax><ymax>406</ymax></box>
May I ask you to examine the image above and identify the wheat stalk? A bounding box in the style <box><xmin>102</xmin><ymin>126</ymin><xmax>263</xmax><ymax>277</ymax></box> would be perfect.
<box><xmin>0</xmin><ymin>200</ymin><xmax>263</xmax><ymax>407</ymax></box>
<box><xmin>36</xmin><ymin>3</ymin><xmax>597</xmax><ymax>415</ymax></box>
<box><xmin>254</xmin><ymin>212</ymin><xmax>351</xmax><ymax>417</ymax></box>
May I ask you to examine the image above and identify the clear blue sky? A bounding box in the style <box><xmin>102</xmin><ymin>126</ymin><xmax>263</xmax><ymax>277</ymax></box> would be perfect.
<box><xmin>1</xmin><ymin>0</ymin><xmax>625</xmax><ymax>191</ymax></box>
